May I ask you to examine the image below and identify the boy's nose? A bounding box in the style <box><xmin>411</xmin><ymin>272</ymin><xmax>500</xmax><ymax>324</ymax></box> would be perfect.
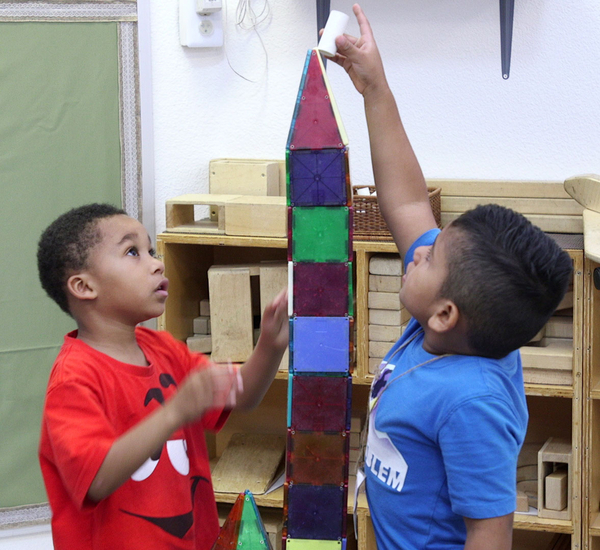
<box><xmin>413</xmin><ymin>246</ymin><xmax>426</xmax><ymax>264</ymax></box>
<box><xmin>152</xmin><ymin>257</ymin><xmax>165</xmax><ymax>274</ymax></box>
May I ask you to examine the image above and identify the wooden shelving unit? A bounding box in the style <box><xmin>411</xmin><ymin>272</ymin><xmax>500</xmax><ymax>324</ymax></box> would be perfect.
<box><xmin>584</xmin><ymin>259</ymin><xmax>600</xmax><ymax>550</ymax></box>
<box><xmin>156</xmin><ymin>231</ymin><xmax>585</xmax><ymax>550</ymax></box>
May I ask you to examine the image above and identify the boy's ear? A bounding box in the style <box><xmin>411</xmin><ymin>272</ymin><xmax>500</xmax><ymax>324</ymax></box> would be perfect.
<box><xmin>427</xmin><ymin>299</ymin><xmax>459</xmax><ymax>334</ymax></box>
<box><xmin>66</xmin><ymin>273</ymin><xmax>98</xmax><ymax>301</ymax></box>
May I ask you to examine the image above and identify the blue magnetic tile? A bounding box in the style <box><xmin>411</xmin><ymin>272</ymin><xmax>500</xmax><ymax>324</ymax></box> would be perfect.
<box><xmin>289</xmin><ymin>149</ymin><xmax>349</xmax><ymax>206</ymax></box>
<box><xmin>291</xmin><ymin>317</ymin><xmax>349</xmax><ymax>373</ymax></box>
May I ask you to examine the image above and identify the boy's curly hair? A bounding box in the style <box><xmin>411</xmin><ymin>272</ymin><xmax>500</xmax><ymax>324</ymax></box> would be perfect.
<box><xmin>442</xmin><ymin>204</ymin><xmax>573</xmax><ymax>359</ymax></box>
<box><xmin>37</xmin><ymin>203</ymin><xmax>126</xmax><ymax>315</ymax></box>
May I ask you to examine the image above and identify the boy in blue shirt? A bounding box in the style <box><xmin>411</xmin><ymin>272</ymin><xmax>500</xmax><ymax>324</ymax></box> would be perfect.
<box><xmin>331</xmin><ymin>5</ymin><xmax>572</xmax><ymax>549</ymax></box>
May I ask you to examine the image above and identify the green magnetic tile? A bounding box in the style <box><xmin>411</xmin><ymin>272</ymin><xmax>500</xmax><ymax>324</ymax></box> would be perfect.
<box><xmin>238</xmin><ymin>491</ymin><xmax>270</xmax><ymax>548</ymax></box>
<box><xmin>292</xmin><ymin>206</ymin><xmax>350</xmax><ymax>262</ymax></box>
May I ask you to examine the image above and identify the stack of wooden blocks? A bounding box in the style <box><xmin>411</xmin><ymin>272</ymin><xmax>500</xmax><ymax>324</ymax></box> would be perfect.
<box><xmin>520</xmin><ymin>274</ymin><xmax>574</xmax><ymax>386</ymax></box>
<box><xmin>367</xmin><ymin>254</ymin><xmax>408</xmax><ymax>375</ymax></box>
<box><xmin>186</xmin><ymin>263</ymin><xmax>288</xmax><ymax>369</ymax></box>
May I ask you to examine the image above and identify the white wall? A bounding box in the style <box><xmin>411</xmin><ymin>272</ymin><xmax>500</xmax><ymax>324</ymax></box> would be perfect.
<box><xmin>0</xmin><ymin>524</ymin><xmax>52</xmax><ymax>549</ymax></box>
<box><xmin>148</xmin><ymin>0</ymin><xmax>600</xmax><ymax>233</ymax></box>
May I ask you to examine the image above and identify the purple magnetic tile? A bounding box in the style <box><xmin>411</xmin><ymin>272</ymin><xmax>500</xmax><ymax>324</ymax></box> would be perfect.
<box><xmin>293</xmin><ymin>263</ymin><xmax>349</xmax><ymax>317</ymax></box>
<box><xmin>286</xmin><ymin>484</ymin><xmax>345</xmax><ymax>540</ymax></box>
<box><xmin>290</xmin><ymin>375</ymin><xmax>351</xmax><ymax>432</ymax></box>
<box><xmin>289</xmin><ymin>149</ymin><xmax>348</xmax><ymax>206</ymax></box>
<box><xmin>292</xmin><ymin>317</ymin><xmax>349</xmax><ymax>373</ymax></box>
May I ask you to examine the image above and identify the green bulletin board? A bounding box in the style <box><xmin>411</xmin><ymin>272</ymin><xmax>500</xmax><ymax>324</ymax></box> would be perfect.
<box><xmin>0</xmin><ymin>21</ymin><xmax>122</xmax><ymax>507</ymax></box>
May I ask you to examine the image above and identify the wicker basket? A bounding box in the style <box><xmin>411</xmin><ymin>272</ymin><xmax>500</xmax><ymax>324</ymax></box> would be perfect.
<box><xmin>352</xmin><ymin>185</ymin><xmax>442</xmax><ymax>241</ymax></box>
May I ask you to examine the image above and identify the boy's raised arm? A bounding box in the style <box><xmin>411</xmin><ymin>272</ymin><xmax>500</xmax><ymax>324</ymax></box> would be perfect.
<box><xmin>331</xmin><ymin>4</ymin><xmax>437</xmax><ymax>258</ymax></box>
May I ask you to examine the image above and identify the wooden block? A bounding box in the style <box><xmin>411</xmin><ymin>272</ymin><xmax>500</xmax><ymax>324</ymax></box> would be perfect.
<box><xmin>432</xmin><ymin>179</ymin><xmax>572</xmax><ymax>199</ymax></box>
<box><xmin>186</xmin><ymin>334</ymin><xmax>212</xmax><ymax>353</ymax></box>
<box><xmin>520</xmin><ymin>338</ymin><xmax>572</xmax><ymax>371</ymax></box>
<box><xmin>583</xmin><ymin>208</ymin><xmax>600</xmax><ymax>263</ymax></box>
<box><xmin>519</xmin><ymin>443</ymin><xmax>542</xmax><ymax>467</ymax></box>
<box><xmin>349</xmin><ymin>432</ymin><xmax>360</xmax><ymax>448</ymax></box>
<box><xmin>369</xmin><ymin>357</ymin><xmax>383</xmax><ymax>374</ymax></box>
<box><xmin>200</xmin><ymin>298</ymin><xmax>211</xmax><ymax>317</ymax></box>
<box><xmin>224</xmin><ymin>196</ymin><xmax>287</xmax><ymax>238</ymax></box>
<box><xmin>369</xmin><ymin>324</ymin><xmax>401</xmax><ymax>343</ymax></box>
<box><xmin>522</xmin><ymin>368</ymin><xmax>572</xmax><ymax>386</ymax></box>
<box><xmin>538</xmin><ymin>437</ymin><xmax>571</xmax><ymax>520</ymax></box>
<box><xmin>563</xmin><ymin>173</ymin><xmax>600</xmax><ymax>212</ymax></box>
<box><xmin>193</xmin><ymin>315</ymin><xmax>211</xmax><ymax>335</ymax></box>
<box><xmin>259</xmin><ymin>262</ymin><xmax>288</xmax><ymax>370</ymax></box>
<box><xmin>441</xmin><ymin>196</ymin><xmax>583</xmax><ymax>216</ymax></box>
<box><xmin>165</xmin><ymin>194</ymin><xmax>236</xmax><ymax>234</ymax></box>
<box><xmin>517</xmin><ymin>480</ymin><xmax>538</xmax><ymax>494</ymax></box>
<box><xmin>516</xmin><ymin>490</ymin><xmax>529</xmax><ymax>513</ymax></box>
<box><xmin>369</xmin><ymin>341</ymin><xmax>391</xmax><ymax>358</ymax></box>
<box><xmin>546</xmin><ymin>316</ymin><xmax>573</xmax><ymax>339</ymax></box>
<box><xmin>209</xmin><ymin>158</ymin><xmax>280</xmax><ymax>196</ymax></box>
<box><xmin>369</xmin><ymin>255</ymin><xmax>402</xmax><ymax>276</ymax></box>
<box><xmin>208</xmin><ymin>266</ymin><xmax>254</xmax><ymax>362</ymax></box>
<box><xmin>441</xmin><ymin>212</ymin><xmax>582</xmax><ymax>234</ymax></box>
<box><xmin>556</xmin><ymin>290</ymin><xmax>573</xmax><ymax>312</ymax></box>
<box><xmin>211</xmin><ymin>433</ymin><xmax>286</xmax><ymax>494</ymax></box>
<box><xmin>369</xmin><ymin>274</ymin><xmax>401</xmax><ymax>293</ymax></box>
<box><xmin>517</xmin><ymin>464</ymin><xmax>538</xmax><ymax>482</ymax></box>
<box><xmin>545</xmin><ymin>470</ymin><xmax>568</xmax><ymax>511</ymax></box>
<box><xmin>368</xmin><ymin>291</ymin><xmax>401</xmax><ymax>310</ymax></box>
<box><xmin>259</xmin><ymin>262</ymin><xmax>288</xmax><ymax>312</ymax></box>
<box><xmin>528</xmin><ymin>326</ymin><xmax>546</xmax><ymax>344</ymax></box>
<box><xmin>369</xmin><ymin>309</ymin><xmax>401</xmax><ymax>326</ymax></box>
<box><xmin>350</xmin><ymin>416</ymin><xmax>364</xmax><ymax>433</ymax></box>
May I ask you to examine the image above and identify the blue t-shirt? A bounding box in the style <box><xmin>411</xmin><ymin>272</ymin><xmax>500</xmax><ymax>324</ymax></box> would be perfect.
<box><xmin>364</xmin><ymin>228</ymin><xmax>528</xmax><ymax>550</ymax></box>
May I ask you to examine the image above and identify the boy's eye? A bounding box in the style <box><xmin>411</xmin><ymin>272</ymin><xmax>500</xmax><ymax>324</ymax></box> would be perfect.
<box><xmin>126</xmin><ymin>247</ymin><xmax>139</xmax><ymax>257</ymax></box>
<box><xmin>149</xmin><ymin>248</ymin><xmax>156</xmax><ymax>258</ymax></box>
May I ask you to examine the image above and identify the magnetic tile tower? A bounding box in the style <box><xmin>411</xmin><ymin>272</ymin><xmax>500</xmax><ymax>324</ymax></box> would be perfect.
<box><xmin>283</xmin><ymin>48</ymin><xmax>353</xmax><ymax>550</ymax></box>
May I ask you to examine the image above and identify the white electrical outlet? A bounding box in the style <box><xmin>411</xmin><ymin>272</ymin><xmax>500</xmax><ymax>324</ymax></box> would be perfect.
<box><xmin>180</xmin><ymin>0</ymin><xmax>223</xmax><ymax>48</ymax></box>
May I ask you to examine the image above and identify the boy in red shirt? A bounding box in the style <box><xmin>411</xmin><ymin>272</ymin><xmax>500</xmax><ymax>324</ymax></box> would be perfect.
<box><xmin>37</xmin><ymin>203</ymin><xmax>289</xmax><ymax>550</ymax></box>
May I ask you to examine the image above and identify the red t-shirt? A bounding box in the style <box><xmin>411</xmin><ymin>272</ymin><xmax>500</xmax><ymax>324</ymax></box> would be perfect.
<box><xmin>39</xmin><ymin>327</ymin><xmax>228</xmax><ymax>550</ymax></box>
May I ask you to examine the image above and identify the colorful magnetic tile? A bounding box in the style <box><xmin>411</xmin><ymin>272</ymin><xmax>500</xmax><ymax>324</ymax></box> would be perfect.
<box><xmin>286</xmin><ymin>50</ymin><xmax>344</xmax><ymax>151</ymax></box>
<box><xmin>288</xmin><ymin>149</ymin><xmax>349</xmax><ymax>206</ymax></box>
<box><xmin>238</xmin><ymin>491</ymin><xmax>271</xmax><ymax>549</ymax></box>
<box><xmin>287</xmin><ymin>431</ymin><xmax>349</xmax><ymax>486</ymax></box>
<box><xmin>291</xmin><ymin>206</ymin><xmax>351</xmax><ymax>262</ymax></box>
<box><xmin>293</xmin><ymin>262</ymin><xmax>351</xmax><ymax>317</ymax></box>
<box><xmin>211</xmin><ymin>492</ymin><xmax>244</xmax><ymax>549</ymax></box>
<box><xmin>315</xmin><ymin>49</ymin><xmax>349</xmax><ymax>147</ymax></box>
<box><xmin>286</xmin><ymin>539</ymin><xmax>343</xmax><ymax>549</ymax></box>
<box><xmin>289</xmin><ymin>374</ymin><xmax>351</xmax><ymax>431</ymax></box>
<box><xmin>291</xmin><ymin>317</ymin><xmax>350</xmax><ymax>374</ymax></box>
<box><xmin>286</xmin><ymin>484</ymin><xmax>346</xmax><ymax>540</ymax></box>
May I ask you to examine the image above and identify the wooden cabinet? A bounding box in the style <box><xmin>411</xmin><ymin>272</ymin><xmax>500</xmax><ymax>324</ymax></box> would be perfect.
<box><xmin>156</xmin><ymin>231</ymin><xmax>585</xmax><ymax>550</ymax></box>
<box><xmin>584</xmin><ymin>259</ymin><xmax>600</xmax><ymax>550</ymax></box>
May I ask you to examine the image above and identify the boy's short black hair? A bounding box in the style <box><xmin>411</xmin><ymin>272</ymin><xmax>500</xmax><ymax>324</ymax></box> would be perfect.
<box><xmin>441</xmin><ymin>204</ymin><xmax>573</xmax><ymax>359</ymax></box>
<box><xmin>37</xmin><ymin>203</ymin><xmax>127</xmax><ymax>315</ymax></box>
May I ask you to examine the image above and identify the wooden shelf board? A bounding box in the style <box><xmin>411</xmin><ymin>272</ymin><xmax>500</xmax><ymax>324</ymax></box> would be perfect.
<box><xmin>590</xmin><ymin>512</ymin><xmax>600</xmax><ymax>534</ymax></box>
<box><xmin>524</xmin><ymin>384</ymin><xmax>574</xmax><ymax>398</ymax></box>
<box><xmin>590</xmin><ymin>386</ymin><xmax>600</xmax><ymax>400</ymax></box>
<box><xmin>158</xmin><ymin>232</ymin><xmax>287</xmax><ymax>249</ymax></box>
<box><xmin>514</xmin><ymin>514</ymin><xmax>572</xmax><ymax>534</ymax></box>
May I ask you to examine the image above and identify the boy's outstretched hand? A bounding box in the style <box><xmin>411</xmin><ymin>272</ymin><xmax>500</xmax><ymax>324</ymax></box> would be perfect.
<box><xmin>258</xmin><ymin>289</ymin><xmax>289</xmax><ymax>352</ymax></box>
<box><xmin>327</xmin><ymin>4</ymin><xmax>387</xmax><ymax>98</ymax></box>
